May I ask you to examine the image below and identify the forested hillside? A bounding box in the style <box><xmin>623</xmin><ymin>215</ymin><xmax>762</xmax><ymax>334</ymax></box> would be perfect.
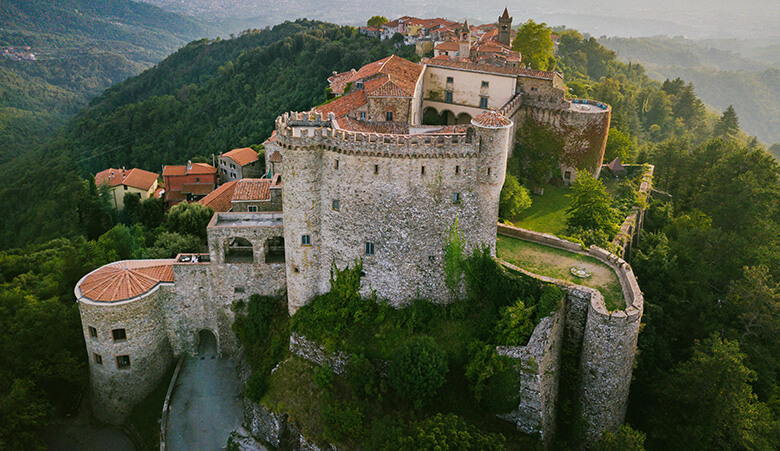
<box><xmin>600</xmin><ymin>36</ymin><xmax>780</xmax><ymax>147</ymax></box>
<box><xmin>0</xmin><ymin>0</ymin><xmax>213</xmax><ymax>161</ymax></box>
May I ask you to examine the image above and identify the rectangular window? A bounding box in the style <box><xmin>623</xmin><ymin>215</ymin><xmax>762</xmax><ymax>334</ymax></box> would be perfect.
<box><xmin>94</xmin><ymin>353</ymin><xmax>103</xmax><ymax>365</ymax></box>
<box><xmin>365</xmin><ymin>242</ymin><xmax>375</xmax><ymax>256</ymax></box>
<box><xmin>335</xmin><ymin>159</ymin><xmax>339</xmax><ymax>169</ymax></box>
<box><xmin>374</xmin><ymin>164</ymin><xmax>379</xmax><ymax>175</ymax></box>
<box><xmin>452</xmin><ymin>192</ymin><xmax>461</xmax><ymax>203</ymax></box>
<box><xmin>301</xmin><ymin>234</ymin><xmax>311</xmax><ymax>246</ymax></box>
<box><xmin>248</xmin><ymin>206</ymin><xmax>258</xmax><ymax>212</ymax></box>
<box><xmin>487</xmin><ymin>167</ymin><xmax>491</xmax><ymax>176</ymax></box>
<box><xmin>445</xmin><ymin>91</ymin><xmax>453</xmax><ymax>103</ymax></box>
<box><xmin>234</xmin><ymin>286</ymin><xmax>245</xmax><ymax>293</ymax></box>
<box><xmin>446</xmin><ymin>76</ymin><xmax>453</xmax><ymax>83</ymax></box>
<box><xmin>479</xmin><ymin>97</ymin><xmax>488</xmax><ymax>109</ymax></box>
<box><xmin>116</xmin><ymin>355</ymin><xmax>131</xmax><ymax>369</ymax></box>
<box><xmin>481</xmin><ymin>81</ymin><xmax>489</xmax><ymax>88</ymax></box>
<box><xmin>359</xmin><ymin>112</ymin><xmax>366</xmax><ymax>120</ymax></box>
<box><xmin>196</xmin><ymin>177</ymin><xmax>200</xmax><ymax>182</ymax></box>
<box><xmin>123</xmin><ymin>185</ymin><xmax>128</xmax><ymax>190</ymax></box>
<box><xmin>385</xmin><ymin>111</ymin><xmax>393</xmax><ymax>121</ymax></box>
<box><xmin>455</xmin><ymin>165</ymin><xmax>460</xmax><ymax>175</ymax></box>
<box><xmin>112</xmin><ymin>328</ymin><xmax>126</xmax><ymax>342</ymax></box>
<box><xmin>332</xmin><ymin>199</ymin><xmax>340</xmax><ymax>211</ymax></box>
<box><xmin>89</xmin><ymin>326</ymin><xmax>98</xmax><ymax>338</ymax></box>
<box><xmin>421</xmin><ymin>166</ymin><xmax>425</xmax><ymax>175</ymax></box>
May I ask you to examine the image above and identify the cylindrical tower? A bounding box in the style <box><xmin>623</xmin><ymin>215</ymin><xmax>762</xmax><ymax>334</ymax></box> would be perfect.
<box><xmin>75</xmin><ymin>260</ymin><xmax>175</xmax><ymax>424</ymax></box>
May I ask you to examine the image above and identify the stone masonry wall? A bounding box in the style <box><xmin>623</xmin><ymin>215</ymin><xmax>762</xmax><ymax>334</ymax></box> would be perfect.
<box><xmin>79</xmin><ymin>285</ymin><xmax>175</xmax><ymax>424</ymax></box>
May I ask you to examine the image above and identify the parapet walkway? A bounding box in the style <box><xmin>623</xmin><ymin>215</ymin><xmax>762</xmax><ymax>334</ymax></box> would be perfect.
<box><xmin>166</xmin><ymin>336</ymin><xmax>243</xmax><ymax>451</ymax></box>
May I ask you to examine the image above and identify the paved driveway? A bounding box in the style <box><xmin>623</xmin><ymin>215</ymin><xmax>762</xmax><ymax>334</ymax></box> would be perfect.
<box><xmin>167</xmin><ymin>333</ymin><xmax>243</xmax><ymax>450</ymax></box>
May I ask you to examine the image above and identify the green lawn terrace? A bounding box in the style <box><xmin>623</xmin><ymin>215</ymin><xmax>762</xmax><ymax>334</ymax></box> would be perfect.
<box><xmin>496</xmin><ymin>233</ymin><xmax>626</xmax><ymax>311</ymax></box>
<box><xmin>511</xmin><ymin>184</ymin><xmax>570</xmax><ymax>236</ymax></box>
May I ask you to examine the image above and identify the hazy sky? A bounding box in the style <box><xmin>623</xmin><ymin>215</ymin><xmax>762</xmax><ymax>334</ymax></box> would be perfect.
<box><xmin>146</xmin><ymin>0</ymin><xmax>780</xmax><ymax>40</ymax></box>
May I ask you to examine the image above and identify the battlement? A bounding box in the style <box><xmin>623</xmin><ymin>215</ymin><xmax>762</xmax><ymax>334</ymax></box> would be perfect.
<box><xmin>276</xmin><ymin>111</ymin><xmax>480</xmax><ymax>158</ymax></box>
<box><xmin>499</xmin><ymin>94</ymin><xmax>611</xmax><ymax>118</ymax></box>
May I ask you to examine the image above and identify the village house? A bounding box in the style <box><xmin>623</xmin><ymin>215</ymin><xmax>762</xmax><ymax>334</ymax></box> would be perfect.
<box><xmin>217</xmin><ymin>147</ymin><xmax>263</xmax><ymax>183</ymax></box>
<box><xmin>94</xmin><ymin>167</ymin><xmax>159</xmax><ymax>210</ymax></box>
<box><xmin>162</xmin><ymin>161</ymin><xmax>218</xmax><ymax>206</ymax></box>
<box><xmin>199</xmin><ymin>175</ymin><xmax>282</xmax><ymax>213</ymax></box>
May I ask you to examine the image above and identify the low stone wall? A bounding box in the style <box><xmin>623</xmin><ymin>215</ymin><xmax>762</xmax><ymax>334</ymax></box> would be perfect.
<box><xmin>497</xmin><ymin>224</ymin><xmax>644</xmax><ymax>442</ymax></box>
<box><xmin>159</xmin><ymin>356</ymin><xmax>185</xmax><ymax>451</ymax></box>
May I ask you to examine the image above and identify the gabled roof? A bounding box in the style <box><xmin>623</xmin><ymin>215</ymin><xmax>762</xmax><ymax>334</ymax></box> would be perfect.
<box><xmin>268</xmin><ymin>150</ymin><xmax>282</xmax><ymax>163</ymax></box>
<box><xmin>435</xmin><ymin>41</ymin><xmax>460</xmax><ymax>52</ymax></box>
<box><xmin>316</xmin><ymin>89</ymin><xmax>367</xmax><ymax>119</ymax></box>
<box><xmin>163</xmin><ymin>162</ymin><xmax>217</xmax><ymax>177</ymax></box>
<box><xmin>422</xmin><ymin>57</ymin><xmax>557</xmax><ymax>80</ymax></box>
<box><xmin>346</xmin><ymin>55</ymin><xmax>422</xmax><ymax>97</ymax></box>
<box><xmin>199</xmin><ymin>180</ymin><xmax>237</xmax><ymax>212</ymax></box>
<box><xmin>220</xmin><ymin>147</ymin><xmax>258</xmax><ymax>166</ymax></box>
<box><xmin>78</xmin><ymin>260</ymin><xmax>174</xmax><ymax>303</ymax></box>
<box><xmin>95</xmin><ymin>168</ymin><xmax>159</xmax><ymax>191</ymax></box>
<box><xmin>233</xmin><ymin>179</ymin><xmax>272</xmax><ymax>202</ymax></box>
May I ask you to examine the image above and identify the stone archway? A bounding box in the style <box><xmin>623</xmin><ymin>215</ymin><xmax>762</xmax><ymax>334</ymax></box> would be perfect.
<box><xmin>456</xmin><ymin>112</ymin><xmax>472</xmax><ymax>124</ymax></box>
<box><xmin>422</xmin><ymin>106</ymin><xmax>442</xmax><ymax>125</ymax></box>
<box><xmin>439</xmin><ymin>110</ymin><xmax>456</xmax><ymax>125</ymax></box>
<box><xmin>198</xmin><ymin>329</ymin><xmax>217</xmax><ymax>357</ymax></box>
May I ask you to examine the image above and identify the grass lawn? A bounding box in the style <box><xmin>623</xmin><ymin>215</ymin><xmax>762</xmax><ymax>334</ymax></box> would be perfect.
<box><xmin>496</xmin><ymin>235</ymin><xmax>625</xmax><ymax>311</ymax></box>
<box><xmin>511</xmin><ymin>185</ymin><xmax>570</xmax><ymax>236</ymax></box>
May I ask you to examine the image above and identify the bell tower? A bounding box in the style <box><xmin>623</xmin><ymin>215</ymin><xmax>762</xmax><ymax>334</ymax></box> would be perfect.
<box><xmin>458</xmin><ymin>20</ymin><xmax>471</xmax><ymax>60</ymax></box>
<box><xmin>498</xmin><ymin>8</ymin><xmax>512</xmax><ymax>46</ymax></box>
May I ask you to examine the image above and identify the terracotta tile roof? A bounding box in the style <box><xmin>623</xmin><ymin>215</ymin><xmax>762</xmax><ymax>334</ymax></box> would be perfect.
<box><xmin>165</xmin><ymin>190</ymin><xmax>187</xmax><ymax>202</ymax></box>
<box><xmin>233</xmin><ymin>178</ymin><xmax>271</xmax><ymax>201</ymax></box>
<box><xmin>327</xmin><ymin>69</ymin><xmax>356</xmax><ymax>95</ymax></box>
<box><xmin>263</xmin><ymin>130</ymin><xmax>277</xmax><ymax>145</ymax></box>
<box><xmin>472</xmin><ymin>110</ymin><xmax>512</xmax><ymax>128</ymax></box>
<box><xmin>199</xmin><ymin>180</ymin><xmax>237</xmax><ymax>212</ymax></box>
<box><xmin>78</xmin><ymin>260</ymin><xmax>174</xmax><ymax>303</ymax></box>
<box><xmin>181</xmin><ymin>183</ymin><xmax>215</xmax><ymax>195</ymax></box>
<box><xmin>316</xmin><ymin>89</ymin><xmax>367</xmax><ymax>118</ymax></box>
<box><xmin>268</xmin><ymin>150</ymin><xmax>282</xmax><ymax>163</ymax></box>
<box><xmin>422</xmin><ymin>57</ymin><xmax>557</xmax><ymax>79</ymax></box>
<box><xmin>163</xmin><ymin>163</ymin><xmax>217</xmax><ymax>176</ymax></box>
<box><xmin>346</xmin><ymin>55</ymin><xmax>422</xmax><ymax>97</ymax></box>
<box><xmin>220</xmin><ymin>147</ymin><xmax>258</xmax><ymax>166</ymax></box>
<box><xmin>435</xmin><ymin>41</ymin><xmax>460</xmax><ymax>52</ymax></box>
<box><xmin>95</xmin><ymin>168</ymin><xmax>158</xmax><ymax>191</ymax></box>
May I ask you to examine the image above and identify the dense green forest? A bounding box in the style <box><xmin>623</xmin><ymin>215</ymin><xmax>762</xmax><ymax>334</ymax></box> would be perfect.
<box><xmin>600</xmin><ymin>36</ymin><xmax>780</xmax><ymax>149</ymax></box>
<box><xmin>1</xmin><ymin>17</ymin><xmax>780</xmax><ymax>449</ymax></box>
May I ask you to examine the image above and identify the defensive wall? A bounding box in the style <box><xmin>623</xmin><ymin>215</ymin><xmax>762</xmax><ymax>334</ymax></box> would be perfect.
<box><xmin>275</xmin><ymin>111</ymin><xmax>511</xmax><ymax>312</ymax></box>
<box><xmin>496</xmin><ymin>224</ymin><xmax>643</xmax><ymax>443</ymax></box>
<box><xmin>499</xmin><ymin>93</ymin><xmax>612</xmax><ymax>180</ymax></box>
<box><xmin>610</xmin><ymin>164</ymin><xmax>655</xmax><ymax>260</ymax></box>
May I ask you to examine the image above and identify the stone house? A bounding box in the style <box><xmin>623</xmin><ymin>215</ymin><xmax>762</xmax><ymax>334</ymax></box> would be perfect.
<box><xmin>95</xmin><ymin>167</ymin><xmax>159</xmax><ymax>211</ymax></box>
<box><xmin>217</xmin><ymin>147</ymin><xmax>263</xmax><ymax>183</ymax></box>
<box><xmin>199</xmin><ymin>175</ymin><xmax>282</xmax><ymax>212</ymax></box>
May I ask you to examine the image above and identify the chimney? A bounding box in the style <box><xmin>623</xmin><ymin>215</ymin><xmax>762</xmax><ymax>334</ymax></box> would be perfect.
<box><xmin>187</xmin><ymin>160</ymin><xmax>192</xmax><ymax>171</ymax></box>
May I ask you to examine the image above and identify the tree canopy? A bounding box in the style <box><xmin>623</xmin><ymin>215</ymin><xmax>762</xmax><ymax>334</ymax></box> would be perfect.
<box><xmin>512</xmin><ymin>20</ymin><xmax>555</xmax><ymax>70</ymax></box>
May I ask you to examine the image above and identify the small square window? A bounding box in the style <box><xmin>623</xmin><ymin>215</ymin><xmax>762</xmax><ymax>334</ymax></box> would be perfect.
<box><xmin>112</xmin><ymin>328</ymin><xmax>126</xmax><ymax>342</ymax></box>
<box><xmin>234</xmin><ymin>286</ymin><xmax>245</xmax><ymax>293</ymax></box>
<box><xmin>428</xmin><ymin>255</ymin><xmax>436</xmax><ymax>263</ymax></box>
<box><xmin>481</xmin><ymin>81</ymin><xmax>489</xmax><ymax>88</ymax></box>
<box><xmin>196</xmin><ymin>177</ymin><xmax>200</xmax><ymax>182</ymax></box>
<box><xmin>332</xmin><ymin>199</ymin><xmax>340</xmax><ymax>211</ymax></box>
<box><xmin>248</xmin><ymin>206</ymin><xmax>258</xmax><ymax>212</ymax></box>
<box><xmin>531</xmin><ymin>87</ymin><xmax>538</xmax><ymax>92</ymax></box>
<box><xmin>365</xmin><ymin>242</ymin><xmax>375</xmax><ymax>256</ymax></box>
<box><xmin>452</xmin><ymin>192</ymin><xmax>461</xmax><ymax>203</ymax></box>
<box><xmin>446</xmin><ymin>76</ymin><xmax>453</xmax><ymax>83</ymax></box>
<box><xmin>385</xmin><ymin>111</ymin><xmax>393</xmax><ymax>121</ymax></box>
<box><xmin>301</xmin><ymin>234</ymin><xmax>311</xmax><ymax>246</ymax></box>
<box><xmin>89</xmin><ymin>326</ymin><xmax>98</xmax><ymax>338</ymax></box>
<box><xmin>116</xmin><ymin>355</ymin><xmax>131</xmax><ymax>369</ymax></box>
<box><xmin>94</xmin><ymin>353</ymin><xmax>103</xmax><ymax>365</ymax></box>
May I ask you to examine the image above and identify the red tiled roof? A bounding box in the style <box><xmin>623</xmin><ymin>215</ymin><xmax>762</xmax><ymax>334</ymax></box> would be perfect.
<box><xmin>327</xmin><ymin>69</ymin><xmax>356</xmax><ymax>95</ymax></box>
<box><xmin>472</xmin><ymin>110</ymin><xmax>512</xmax><ymax>128</ymax></box>
<box><xmin>78</xmin><ymin>260</ymin><xmax>174</xmax><ymax>303</ymax></box>
<box><xmin>165</xmin><ymin>190</ymin><xmax>187</xmax><ymax>202</ymax></box>
<box><xmin>95</xmin><ymin>168</ymin><xmax>158</xmax><ymax>191</ymax></box>
<box><xmin>199</xmin><ymin>180</ymin><xmax>237</xmax><ymax>212</ymax></box>
<box><xmin>316</xmin><ymin>89</ymin><xmax>367</xmax><ymax>119</ymax></box>
<box><xmin>346</xmin><ymin>55</ymin><xmax>422</xmax><ymax>97</ymax></box>
<box><xmin>268</xmin><ymin>151</ymin><xmax>282</xmax><ymax>163</ymax></box>
<box><xmin>163</xmin><ymin>163</ymin><xmax>217</xmax><ymax>176</ymax></box>
<box><xmin>263</xmin><ymin>130</ymin><xmax>278</xmax><ymax>145</ymax></box>
<box><xmin>435</xmin><ymin>41</ymin><xmax>460</xmax><ymax>52</ymax></box>
<box><xmin>233</xmin><ymin>178</ymin><xmax>271</xmax><ymax>202</ymax></box>
<box><xmin>181</xmin><ymin>183</ymin><xmax>214</xmax><ymax>195</ymax></box>
<box><xmin>220</xmin><ymin>147</ymin><xmax>258</xmax><ymax>166</ymax></box>
<box><xmin>422</xmin><ymin>57</ymin><xmax>557</xmax><ymax>79</ymax></box>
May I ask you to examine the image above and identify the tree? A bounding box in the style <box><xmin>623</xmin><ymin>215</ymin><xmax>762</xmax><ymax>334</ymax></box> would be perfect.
<box><xmin>493</xmin><ymin>299</ymin><xmax>535</xmax><ymax>346</ymax></box>
<box><xmin>649</xmin><ymin>336</ymin><xmax>779</xmax><ymax>450</ymax></box>
<box><xmin>138</xmin><ymin>197</ymin><xmax>165</xmax><ymax>229</ymax></box>
<box><xmin>499</xmin><ymin>174</ymin><xmax>532</xmax><ymax>220</ymax></box>
<box><xmin>604</xmin><ymin>128</ymin><xmax>633</xmax><ymax>163</ymax></box>
<box><xmin>396</xmin><ymin>413</ymin><xmax>505</xmax><ymax>450</ymax></box>
<box><xmin>165</xmin><ymin>201</ymin><xmax>214</xmax><ymax>239</ymax></box>
<box><xmin>593</xmin><ymin>424</ymin><xmax>646</xmax><ymax>450</ymax></box>
<box><xmin>144</xmin><ymin>232</ymin><xmax>202</xmax><ymax>258</ymax></box>
<box><xmin>565</xmin><ymin>170</ymin><xmax>619</xmax><ymax>236</ymax></box>
<box><xmin>714</xmin><ymin>105</ymin><xmax>740</xmax><ymax>140</ymax></box>
<box><xmin>367</xmin><ymin>16</ymin><xmax>388</xmax><ymax>28</ymax></box>
<box><xmin>387</xmin><ymin>336</ymin><xmax>448</xmax><ymax>409</ymax></box>
<box><xmin>512</xmin><ymin>20</ymin><xmax>555</xmax><ymax>70</ymax></box>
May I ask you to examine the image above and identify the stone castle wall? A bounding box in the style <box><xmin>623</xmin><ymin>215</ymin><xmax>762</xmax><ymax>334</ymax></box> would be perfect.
<box><xmin>497</xmin><ymin>224</ymin><xmax>644</xmax><ymax>443</ymax></box>
<box><xmin>277</xmin><ymin>112</ymin><xmax>510</xmax><ymax>311</ymax></box>
<box><xmin>78</xmin><ymin>281</ymin><xmax>175</xmax><ymax>424</ymax></box>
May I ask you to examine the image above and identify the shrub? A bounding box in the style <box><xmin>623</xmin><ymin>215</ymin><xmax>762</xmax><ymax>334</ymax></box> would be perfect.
<box><xmin>396</xmin><ymin>413</ymin><xmax>505</xmax><ymax>450</ymax></box>
<box><xmin>322</xmin><ymin>401</ymin><xmax>365</xmax><ymax>442</ymax></box>
<box><xmin>245</xmin><ymin>372</ymin><xmax>267</xmax><ymax>402</ymax></box>
<box><xmin>345</xmin><ymin>354</ymin><xmax>379</xmax><ymax>400</ymax></box>
<box><xmin>499</xmin><ymin>173</ymin><xmax>532</xmax><ymax>219</ymax></box>
<box><xmin>465</xmin><ymin>339</ymin><xmax>518</xmax><ymax>409</ymax></box>
<box><xmin>313</xmin><ymin>364</ymin><xmax>333</xmax><ymax>390</ymax></box>
<box><xmin>387</xmin><ymin>336</ymin><xmax>448</xmax><ymax>409</ymax></box>
<box><xmin>493</xmin><ymin>299</ymin><xmax>535</xmax><ymax>346</ymax></box>
<box><xmin>536</xmin><ymin>284</ymin><xmax>564</xmax><ymax>322</ymax></box>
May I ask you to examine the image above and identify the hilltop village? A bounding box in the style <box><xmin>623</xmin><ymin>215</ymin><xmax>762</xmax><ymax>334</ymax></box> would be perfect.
<box><xmin>75</xmin><ymin>9</ymin><xmax>644</xmax><ymax>448</ymax></box>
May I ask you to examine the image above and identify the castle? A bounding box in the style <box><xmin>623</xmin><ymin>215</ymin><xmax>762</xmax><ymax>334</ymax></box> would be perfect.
<box><xmin>75</xmin><ymin>10</ymin><xmax>625</xmax><ymax>444</ymax></box>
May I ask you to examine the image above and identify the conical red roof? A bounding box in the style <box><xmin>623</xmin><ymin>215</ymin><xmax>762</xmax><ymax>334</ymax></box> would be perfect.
<box><xmin>78</xmin><ymin>260</ymin><xmax>174</xmax><ymax>302</ymax></box>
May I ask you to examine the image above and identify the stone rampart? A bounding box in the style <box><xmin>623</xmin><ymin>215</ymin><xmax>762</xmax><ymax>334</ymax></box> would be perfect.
<box><xmin>497</xmin><ymin>224</ymin><xmax>643</xmax><ymax>442</ymax></box>
<box><xmin>610</xmin><ymin>165</ymin><xmax>654</xmax><ymax>260</ymax></box>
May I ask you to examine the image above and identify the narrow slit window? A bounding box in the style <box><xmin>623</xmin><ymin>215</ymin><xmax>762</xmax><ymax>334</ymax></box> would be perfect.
<box><xmin>455</xmin><ymin>165</ymin><xmax>460</xmax><ymax>175</ymax></box>
<box><xmin>94</xmin><ymin>354</ymin><xmax>102</xmax><ymax>365</ymax></box>
<box><xmin>335</xmin><ymin>159</ymin><xmax>339</xmax><ymax>169</ymax></box>
<box><xmin>421</xmin><ymin>166</ymin><xmax>425</xmax><ymax>175</ymax></box>
<box><xmin>89</xmin><ymin>326</ymin><xmax>98</xmax><ymax>338</ymax></box>
<box><xmin>452</xmin><ymin>192</ymin><xmax>461</xmax><ymax>203</ymax></box>
<box><xmin>374</xmin><ymin>164</ymin><xmax>379</xmax><ymax>175</ymax></box>
<box><xmin>487</xmin><ymin>167</ymin><xmax>491</xmax><ymax>175</ymax></box>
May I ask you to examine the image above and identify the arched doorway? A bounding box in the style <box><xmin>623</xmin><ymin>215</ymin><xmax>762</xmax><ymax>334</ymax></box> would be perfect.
<box><xmin>456</xmin><ymin>112</ymin><xmax>472</xmax><ymax>124</ymax></box>
<box><xmin>225</xmin><ymin>237</ymin><xmax>253</xmax><ymax>263</ymax></box>
<box><xmin>422</xmin><ymin>107</ymin><xmax>442</xmax><ymax>125</ymax></box>
<box><xmin>439</xmin><ymin>110</ymin><xmax>456</xmax><ymax>125</ymax></box>
<box><xmin>198</xmin><ymin>329</ymin><xmax>217</xmax><ymax>357</ymax></box>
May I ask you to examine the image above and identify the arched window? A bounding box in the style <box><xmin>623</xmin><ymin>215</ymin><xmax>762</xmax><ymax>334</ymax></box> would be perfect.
<box><xmin>225</xmin><ymin>237</ymin><xmax>253</xmax><ymax>263</ymax></box>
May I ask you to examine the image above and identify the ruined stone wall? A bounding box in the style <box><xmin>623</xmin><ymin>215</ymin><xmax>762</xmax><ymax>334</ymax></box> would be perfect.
<box><xmin>611</xmin><ymin>165</ymin><xmax>654</xmax><ymax>260</ymax></box>
<box><xmin>79</xmin><ymin>285</ymin><xmax>175</xmax><ymax>424</ymax></box>
<box><xmin>497</xmin><ymin>224</ymin><xmax>644</xmax><ymax>443</ymax></box>
<box><xmin>277</xmin><ymin>112</ymin><xmax>510</xmax><ymax>311</ymax></box>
